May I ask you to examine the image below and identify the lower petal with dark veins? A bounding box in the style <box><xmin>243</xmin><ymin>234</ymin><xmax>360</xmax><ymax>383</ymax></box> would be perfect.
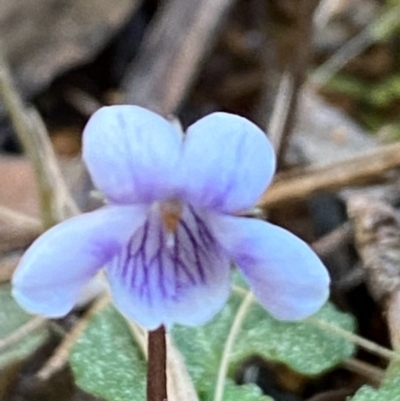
<box><xmin>106</xmin><ymin>204</ymin><xmax>231</xmax><ymax>329</ymax></box>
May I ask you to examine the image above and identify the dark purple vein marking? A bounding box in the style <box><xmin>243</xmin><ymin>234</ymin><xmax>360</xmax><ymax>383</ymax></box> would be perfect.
<box><xmin>189</xmin><ymin>205</ymin><xmax>214</xmax><ymax>247</ymax></box>
<box><xmin>172</xmin><ymin>229</ymin><xmax>197</xmax><ymax>285</ymax></box>
<box><xmin>116</xmin><ymin>203</ymin><xmax>220</xmax><ymax>305</ymax></box>
<box><xmin>154</xmin><ymin>228</ymin><xmax>167</xmax><ymax>297</ymax></box>
<box><xmin>132</xmin><ymin>220</ymin><xmax>150</xmax><ymax>301</ymax></box>
<box><xmin>179</xmin><ymin>219</ymin><xmax>206</xmax><ymax>283</ymax></box>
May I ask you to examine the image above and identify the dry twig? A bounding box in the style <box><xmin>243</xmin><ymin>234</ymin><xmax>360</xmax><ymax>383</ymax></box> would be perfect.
<box><xmin>123</xmin><ymin>0</ymin><xmax>235</xmax><ymax>115</ymax></box>
<box><xmin>0</xmin><ymin>315</ymin><xmax>47</xmax><ymax>353</ymax></box>
<box><xmin>311</xmin><ymin>4</ymin><xmax>400</xmax><ymax>86</ymax></box>
<box><xmin>267</xmin><ymin>0</ymin><xmax>319</xmax><ymax>165</ymax></box>
<box><xmin>343</xmin><ymin>357</ymin><xmax>384</xmax><ymax>385</ymax></box>
<box><xmin>36</xmin><ymin>296</ymin><xmax>109</xmax><ymax>381</ymax></box>
<box><xmin>214</xmin><ymin>292</ymin><xmax>254</xmax><ymax>401</ymax></box>
<box><xmin>312</xmin><ymin>222</ymin><xmax>352</xmax><ymax>258</ymax></box>
<box><xmin>0</xmin><ymin>205</ymin><xmax>42</xmax><ymax>254</ymax></box>
<box><xmin>306</xmin><ymin>316</ymin><xmax>397</xmax><ymax>360</ymax></box>
<box><xmin>259</xmin><ymin>142</ymin><xmax>400</xmax><ymax>209</ymax></box>
<box><xmin>233</xmin><ymin>285</ymin><xmax>398</xmax><ymax>361</ymax></box>
<box><xmin>166</xmin><ymin>335</ymin><xmax>200</xmax><ymax>401</ymax></box>
<box><xmin>306</xmin><ymin>388</ymin><xmax>356</xmax><ymax>401</ymax></box>
<box><xmin>0</xmin><ymin>50</ymin><xmax>78</xmax><ymax>228</ymax></box>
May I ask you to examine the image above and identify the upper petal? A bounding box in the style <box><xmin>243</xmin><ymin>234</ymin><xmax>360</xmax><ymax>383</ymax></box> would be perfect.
<box><xmin>208</xmin><ymin>215</ymin><xmax>330</xmax><ymax>320</ymax></box>
<box><xmin>83</xmin><ymin>105</ymin><xmax>182</xmax><ymax>204</ymax></box>
<box><xmin>106</xmin><ymin>204</ymin><xmax>231</xmax><ymax>330</ymax></box>
<box><xmin>180</xmin><ymin>113</ymin><xmax>275</xmax><ymax>213</ymax></box>
<box><xmin>12</xmin><ymin>205</ymin><xmax>148</xmax><ymax>317</ymax></box>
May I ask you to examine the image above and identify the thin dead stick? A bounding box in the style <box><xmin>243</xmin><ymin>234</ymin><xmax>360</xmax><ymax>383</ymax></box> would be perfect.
<box><xmin>166</xmin><ymin>334</ymin><xmax>199</xmax><ymax>401</ymax></box>
<box><xmin>312</xmin><ymin>222</ymin><xmax>352</xmax><ymax>258</ymax></box>
<box><xmin>129</xmin><ymin>321</ymin><xmax>148</xmax><ymax>358</ymax></box>
<box><xmin>63</xmin><ymin>87</ymin><xmax>102</xmax><ymax>117</ymax></box>
<box><xmin>147</xmin><ymin>326</ymin><xmax>168</xmax><ymax>401</ymax></box>
<box><xmin>123</xmin><ymin>0</ymin><xmax>235</xmax><ymax>115</ymax></box>
<box><xmin>306</xmin><ymin>388</ymin><xmax>356</xmax><ymax>401</ymax></box>
<box><xmin>311</xmin><ymin>28</ymin><xmax>371</xmax><ymax>87</ymax></box>
<box><xmin>311</xmin><ymin>4</ymin><xmax>400</xmax><ymax>87</ymax></box>
<box><xmin>258</xmin><ymin>142</ymin><xmax>400</xmax><ymax>209</ymax></box>
<box><xmin>0</xmin><ymin>204</ymin><xmax>41</xmax><ymax>228</ymax></box>
<box><xmin>306</xmin><ymin>316</ymin><xmax>398</xmax><ymax>361</ymax></box>
<box><xmin>343</xmin><ymin>357</ymin><xmax>384</xmax><ymax>385</ymax></box>
<box><xmin>214</xmin><ymin>291</ymin><xmax>254</xmax><ymax>401</ymax></box>
<box><xmin>331</xmin><ymin>264</ymin><xmax>365</xmax><ymax>292</ymax></box>
<box><xmin>267</xmin><ymin>0</ymin><xmax>319</xmax><ymax>165</ymax></box>
<box><xmin>0</xmin><ymin>315</ymin><xmax>47</xmax><ymax>353</ymax></box>
<box><xmin>0</xmin><ymin>50</ymin><xmax>78</xmax><ymax>228</ymax></box>
<box><xmin>267</xmin><ymin>72</ymin><xmax>295</xmax><ymax>155</ymax></box>
<box><xmin>313</xmin><ymin>0</ymin><xmax>341</xmax><ymax>30</ymax></box>
<box><xmin>0</xmin><ymin>205</ymin><xmax>43</xmax><ymax>254</ymax></box>
<box><xmin>36</xmin><ymin>295</ymin><xmax>109</xmax><ymax>381</ymax></box>
<box><xmin>232</xmin><ymin>285</ymin><xmax>398</xmax><ymax>361</ymax></box>
<box><xmin>255</xmin><ymin>1</ymin><xmax>280</xmax><ymax>128</ymax></box>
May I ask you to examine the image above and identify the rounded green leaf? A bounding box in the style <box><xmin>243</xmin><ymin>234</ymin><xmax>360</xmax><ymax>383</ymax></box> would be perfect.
<box><xmin>173</xmin><ymin>291</ymin><xmax>355</xmax><ymax>399</ymax></box>
<box><xmin>232</xmin><ymin>297</ymin><xmax>356</xmax><ymax>375</ymax></box>
<box><xmin>69</xmin><ymin>305</ymin><xmax>146</xmax><ymax>401</ymax></box>
<box><xmin>223</xmin><ymin>380</ymin><xmax>273</xmax><ymax>401</ymax></box>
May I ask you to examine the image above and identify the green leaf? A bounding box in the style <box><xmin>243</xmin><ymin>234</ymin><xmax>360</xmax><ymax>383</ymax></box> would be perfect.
<box><xmin>69</xmin><ymin>287</ymin><xmax>355</xmax><ymax>401</ymax></box>
<box><xmin>172</xmin><ymin>295</ymin><xmax>240</xmax><ymax>398</ymax></box>
<box><xmin>231</xmin><ymin>297</ymin><xmax>355</xmax><ymax>375</ymax></box>
<box><xmin>222</xmin><ymin>380</ymin><xmax>273</xmax><ymax>401</ymax></box>
<box><xmin>349</xmin><ymin>375</ymin><xmax>400</xmax><ymax>401</ymax></box>
<box><xmin>69</xmin><ymin>305</ymin><xmax>146</xmax><ymax>401</ymax></box>
<box><xmin>172</xmin><ymin>291</ymin><xmax>355</xmax><ymax>399</ymax></box>
<box><xmin>349</xmin><ymin>361</ymin><xmax>400</xmax><ymax>401</ymax></box>
<box><xmin>0</xmin><ymin>284</ymin><xmax>48</xmax><ymax>369</ymax></box>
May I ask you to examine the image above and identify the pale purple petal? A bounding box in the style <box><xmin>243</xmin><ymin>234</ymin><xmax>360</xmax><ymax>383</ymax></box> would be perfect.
<box><xmin>12</xmin><ymin>205</ymin><xmax>148</xmax><ymax>317</ymax></box>
<box><xmin>106</xmin><ymin>204</ymin><xmax>231</xmax><ymax>329</ymax></box>
<box><xmin>83</xmin><ymin>106</ymin><xmax>182</xmax><ymax>204</ymax></box>
<box><xmin>208</xmin><ymin>215</ymin><xmax>330</xmax><ymax>320</ymax></box>
<box><xmin>180</xmin><ymin>113</ymin><xmax>275</xmax><ymax>213</ymax></box>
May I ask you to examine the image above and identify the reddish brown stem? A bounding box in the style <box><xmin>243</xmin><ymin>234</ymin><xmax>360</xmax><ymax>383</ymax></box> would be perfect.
<box><xmin>147</xmin><ymin>326</ymin><xmax>167</xmax><ymax>401</ymax></box>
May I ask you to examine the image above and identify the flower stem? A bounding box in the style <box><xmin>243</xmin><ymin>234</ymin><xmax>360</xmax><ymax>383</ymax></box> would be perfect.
<box><xmin>147</xmin><ymin>325</ymin><xmax>168</xmax><ymax>401</ymax></box>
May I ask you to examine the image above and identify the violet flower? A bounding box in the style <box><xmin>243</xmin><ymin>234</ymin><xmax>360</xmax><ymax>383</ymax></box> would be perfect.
<box><xmin>12</xmin><ymin>106</ymin><xmax>329</xmax><ymax>330</ymax></box>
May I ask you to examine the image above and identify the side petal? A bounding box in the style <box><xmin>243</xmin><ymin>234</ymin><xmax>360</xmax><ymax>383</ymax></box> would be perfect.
<box><xmin>12</xmin><ymin>205</ymin><xmax>148</xmax><ymax>317</ymax></box>
<box><xmin>209</xmin><ymin>215</ymin><xmax>330</xmax><ymax>320</ymax></box>
<box><xmin>106</xmin><ymin>204</ymin><xmax>231</xmax><ymax>330</ymax></box>
<box><xmin>83</xmin><ymin>105</ymin><xmax>182</xmax><ymax>204</ymax></box>
<box><xmin>180</xmin><ymin>113</ymin><xmax>275</xmax><ymax>213</ymax></box>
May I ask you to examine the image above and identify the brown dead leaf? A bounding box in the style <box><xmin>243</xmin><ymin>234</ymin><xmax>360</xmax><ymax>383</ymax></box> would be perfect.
<box><xmin>0</xmin><ymin>156</ymin><xmax>40</xmax><ymax>217</ymax></box>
